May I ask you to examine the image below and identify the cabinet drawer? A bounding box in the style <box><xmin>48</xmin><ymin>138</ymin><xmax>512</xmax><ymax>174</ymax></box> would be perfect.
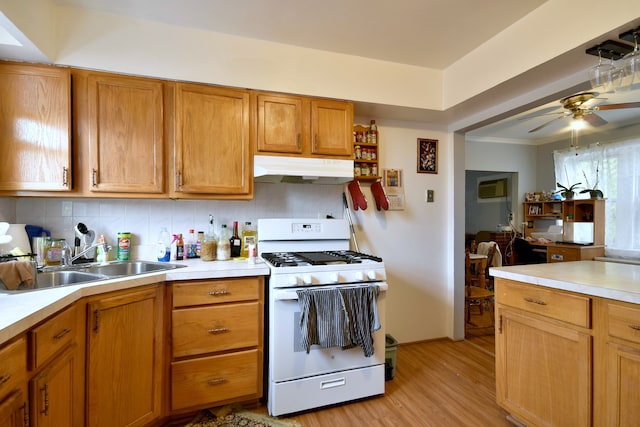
<box><xmin>547</xmin><ymin>246</ymin><xmax>581</xmax><ymax>262</ymax></box>
<box><xmin>607</xmin><ymin>302</ymin><xmax>640</xmax><ymax>345</ymax></box>
<box><xmin>496</xmin><ymin>279</ymin><xmax>591</xmax><ymax>328</ymax></box>
<box><xmin>171</xmin><ymin>349</ymin><xmax>259</xmax><ymax>410</ymax></box>
<box><xmin>172</xmin><ymin>302</ymin><xmax>260</xmax><ymax>358</ymax></box>
<box><xmin>0</xmin><ymin>336</ymin><xmax>26</xmax><ymax>398</ymax></box>
<box><xmin>29</xmin><ymin>304</ymin><xmax>77</xmax><ymax>369</ymax></box>
<box><xmin>172</xmin><ymin>278</ymin><xmax>260</xmax><ymax>307</ymax></box>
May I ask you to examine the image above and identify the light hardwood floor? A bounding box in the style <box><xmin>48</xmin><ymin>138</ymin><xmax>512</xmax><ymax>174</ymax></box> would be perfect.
<box><xmin>250</xmin><ymin>333</ymin><xmax>509</xmax><ymax>426</ymax></box>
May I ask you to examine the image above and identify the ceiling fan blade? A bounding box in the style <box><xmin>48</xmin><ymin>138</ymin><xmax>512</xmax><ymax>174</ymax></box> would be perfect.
<box><xmin>528</xmin><ymin>115</ymin><xmax>566</xmax><ymax>133</ymax></box>
<box><xmin>595</xmin><ymin>102</ymin><xmax>640</xmax><ymax>111</ymax></box>
<box><xmin>583</xmin><ymin>112</ymin><xmax>608</xmax><ymax>127</ymax></box>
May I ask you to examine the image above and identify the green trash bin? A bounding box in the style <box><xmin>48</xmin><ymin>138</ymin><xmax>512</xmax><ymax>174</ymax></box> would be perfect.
<box><xmin>385</xmin><ymin>334</ymin><xmax>398</xmax><ymax>380</ymax></box>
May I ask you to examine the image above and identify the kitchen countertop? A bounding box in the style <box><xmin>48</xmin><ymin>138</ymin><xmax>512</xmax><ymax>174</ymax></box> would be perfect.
<box><xmin>490</xmin><ymin>260</ymin><xmax>640</xmax><ymax>304</ymax></box>
<box><xmin>0</xmin><ymin>258</ymin><xmax>270</xmax><ymax>345</ymax></box>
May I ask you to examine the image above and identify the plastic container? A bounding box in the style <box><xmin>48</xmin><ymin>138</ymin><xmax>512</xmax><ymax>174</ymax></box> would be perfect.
<box><xmin>157</xmin><ymin>228</ymin><xmax>171</xmax><ymax>262</ymax></box>
<box><xmin>385</xmin><ymin>334</ymin><xmax>399</xmax><ymax>381</ymax></box>
<box><xmin>117</xmin><ymin>232</ymin><xmax>131</xmax><ymax>261</ymax></box>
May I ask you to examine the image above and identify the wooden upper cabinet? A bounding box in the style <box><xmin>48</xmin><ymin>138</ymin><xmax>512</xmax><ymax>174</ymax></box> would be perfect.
<box><xmin>255</xmin><ymin>93</ymin><xmax>353</xmax><ymax>158</ymax></box>
<box><xmin>310</xmin><ymin>98</ymin><xmax>353</xmax><ymax>157</ymax></box>
<box><xmin>257</xmin><ymin>94</ymin><xmax>304</xmax><ymax>154</ymax></box>
<box><xmin>87</xmin><ymin>73</ymin><xmax>165</xmax><ymax>193</ymax></box>
<box><xmin>174</xmin><ymin>83</ymin><xmax>252</xmax><ymax>198</ymax></box>
<box><xmin>0</xmin><ymin>62</ymin><xmax>71</xmax><ymax>191</ymax></box>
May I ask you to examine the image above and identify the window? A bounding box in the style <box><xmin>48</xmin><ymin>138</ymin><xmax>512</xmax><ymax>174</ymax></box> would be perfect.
<box><xmin>554</xmin><ymin>139</ymin><xmax>640</xmax><ymax>260</ymax></box>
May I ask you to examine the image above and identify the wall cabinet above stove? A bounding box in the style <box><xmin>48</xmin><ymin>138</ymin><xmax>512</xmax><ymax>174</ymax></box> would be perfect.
<box><xmin>0</xmin><ymin>62</ymin><xmax>72</xmax><ymax>192</ymax></box>
<box><xmin>255</xmin><ymin>92</ymin><xmax>353</xmax><ymax>159</ymax></box>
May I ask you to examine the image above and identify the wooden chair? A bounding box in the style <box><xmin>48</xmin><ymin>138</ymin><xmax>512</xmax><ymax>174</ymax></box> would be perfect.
<box><xmin>465</xmin><ymin>248</ymin><xmax>495</xmax><ymax>327</ymax></box>
<box><xmin>475</xmin><ymin>241</ymin><xmax>498</xmax><ymax>290</ymax></box>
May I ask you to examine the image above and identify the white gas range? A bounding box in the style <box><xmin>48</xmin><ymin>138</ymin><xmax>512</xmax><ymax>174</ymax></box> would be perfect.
<box><xmin>258</xmin><ymin>218</ymin><xmax>388</xmax><ymax>416</ymax></box>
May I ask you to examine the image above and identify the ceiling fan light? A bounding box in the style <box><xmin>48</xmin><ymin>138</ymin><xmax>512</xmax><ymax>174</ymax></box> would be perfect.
<box><xmin>570</xmin><ymin>117</ymin><xmax>586</xmax><ymax>130</ymax></box>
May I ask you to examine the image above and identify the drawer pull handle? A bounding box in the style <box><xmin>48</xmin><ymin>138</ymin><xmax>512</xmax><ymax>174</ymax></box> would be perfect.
<box><xmin>207</xmin><ymin>378</ymin><xmax>227</xmax><ymax>385</ymax></box>
<box><xmin>0</xmin><ymin>374</ymin><xmax>11</xmax><ymax>385</ymax></box>
<box><xmin>208</xmin><ymin>290</ymin><xmax>229</xmax><ymax>296</ymax></box>
<box><xmin>629</xmin><ymin>324</ymin><xmax>640</xmax><ymax>331</ymax></box>
<box><xmin>208</xmin><ymin>327</ymin><xmax>229</xmax><ymax>334</ymax></box>
<box><xmin>54</xmin><ymin>328</ymin><xmax>71</xmax><ymax>340</ymax></box>
<box><xmin>524</xmin><ymin>297</ymin><xmax>547</xmax><ymax>306</ymax></box>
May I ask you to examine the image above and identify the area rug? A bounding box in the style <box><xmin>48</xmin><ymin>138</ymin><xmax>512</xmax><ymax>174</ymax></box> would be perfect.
<box><xmin>184</xmin><ymin>405</ymin><xmax>301</xmax><ymax>427</ymax></box>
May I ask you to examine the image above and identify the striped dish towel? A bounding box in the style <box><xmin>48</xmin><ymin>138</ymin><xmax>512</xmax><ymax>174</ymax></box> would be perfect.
<box><xmin>297</xmin><ymin>285</ymin><xmax>380</xmax><ymax>356</ymax></box>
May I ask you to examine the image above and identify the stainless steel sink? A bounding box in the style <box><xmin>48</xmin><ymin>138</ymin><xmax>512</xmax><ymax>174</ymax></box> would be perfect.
<box><xmin>83</xmin><ymin>260</ymin><xmax>185</xmax><ymax>277</ymax></box>
<box><xmin>1</xmin><ymin>260</ymin><xmax>185</xmax><ymax>293</ymax></box>
<box><xmin>34</xmin><ymin>271</ymin><xmax>110</xmax><ymax>289</ymax></box>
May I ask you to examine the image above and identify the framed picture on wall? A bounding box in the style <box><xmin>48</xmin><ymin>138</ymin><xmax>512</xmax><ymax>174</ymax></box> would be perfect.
<box><xmin>417</xmin><ymin>138</ymin><xmax>438</xmax><ymax>174</ymax></box>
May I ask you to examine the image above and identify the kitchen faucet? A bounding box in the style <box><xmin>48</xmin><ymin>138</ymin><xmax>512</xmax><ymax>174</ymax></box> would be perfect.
<box><xmin>61</xmin><ymin>241</ymin><xmax>112</xmax><ymax>266</ymax></box>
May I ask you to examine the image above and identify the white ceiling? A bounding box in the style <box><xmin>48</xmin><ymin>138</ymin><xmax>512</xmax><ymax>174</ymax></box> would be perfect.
<box><xmin>51</xmin><ymin>0</ymin><xmax>547</xmax><ymax>69</ymax></box>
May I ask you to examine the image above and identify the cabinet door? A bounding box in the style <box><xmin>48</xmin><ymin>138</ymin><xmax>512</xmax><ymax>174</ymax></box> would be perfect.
<box><xmin>0</xmin><ymin>62</ymin><xmax>71</xmax><ymax>191</ymax></box>
<box><xmin>257</xmin><ymin>94</ymin><xmax>303</xmax><ymax>154</ymax></box>
<box><xmin>606</xmin><ymin>342</ymin><xmax>640</xmax><ymax>426</ymax></box>
<box><xmin>174</xmin><ymin>83</ymin><xmax>251</xmax><ymax>197</ymax></box>
<box><xmin>30</xmin><ymin>346</ymin><xmax>82</xmax><ymax>427</ymax></box>
<box><xmin>496</xmin><ymin>308</ymin><xmax>592</xmax><ymax>427</ymax></box>
<box><xmin>310</xmin><ymin>99</ymin><xmax>353</xmax><ymax>157</ymax></box>
<box><xmin>86</xmin><ymin>286</ymin><xmax>163</xmax><ymax>427</ymax></box>
<box><xmin>87</xmin><ymin>73</ymin><xmax>165</xmax><ymax>193</ymax></box>
<box><xmin>0</xmin><ymin>390</ymin><xmax>27</xmax><ymax>427</ymax></box>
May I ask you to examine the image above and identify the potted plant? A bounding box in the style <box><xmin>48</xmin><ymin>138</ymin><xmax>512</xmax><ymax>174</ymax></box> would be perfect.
<box><xmin>580</xmin><ymin>167</ymin><xmax>604</xmax><ymax>199</ymax></box>
<box><xmin>554</xmin><ymin>182</ymin><xmax>581</xmax><ymax>200</ymax></box>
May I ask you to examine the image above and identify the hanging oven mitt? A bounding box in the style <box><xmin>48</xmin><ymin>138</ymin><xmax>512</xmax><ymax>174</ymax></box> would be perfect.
<box><xmin>371</xmin><ymin>181</ymin><xmax>389</xmax><ymax>211</ymax></box>
<box><xmin>347</xmin><ymin>180</ymin><xmax>367</xmax><ymax>210</ymax></box>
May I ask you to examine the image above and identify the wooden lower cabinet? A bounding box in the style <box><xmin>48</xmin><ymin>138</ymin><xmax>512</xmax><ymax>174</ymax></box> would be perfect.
<box><xmin>28</xmin><ymin>304</ymin><xmax>83</xmax><ymax>427</ymax></box>
<box><xmin>30</xmin><ymin>346</ymin><xmax>81</xmax><ymax>427</ymax></box>
<box><xmin>169</xmin><ymin>277</ymin><xmax>264</xmax><ymax>414</ymax></box>
<box><xmin>602</xmin><ymin>300</ymin><xmax>640</xmax><ymax>426</ymax></box>
<box><xmin>496</xmin><ymin>308</ymin><xmax>592</xmax><ymax>426</ymax></box>
<box><xmin>86</xmin><ymin>285</ymin><xmax>164</xmax><ymax>427</ymax></box>
<box><xmin>0</xmin><ymin>336</ymin><xmax>27</xmax><ymax>427</ymax></box>
<box><xmin>496</xmin><ymin>278</ymin><xmax>640</xmax><ymax>427</ymax></box>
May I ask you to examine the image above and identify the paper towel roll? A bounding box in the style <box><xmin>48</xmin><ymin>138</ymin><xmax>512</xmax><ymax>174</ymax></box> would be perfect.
<box><xmin>0</xmin><ymin>224</ymin><xmax>31</xmax><ymax>254</ymax></box>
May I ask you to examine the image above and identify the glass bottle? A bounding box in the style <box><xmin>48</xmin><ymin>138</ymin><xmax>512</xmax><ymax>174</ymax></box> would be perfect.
<box><xmin>196</xmin><ymin>231</ymin><xmax>204</xmax><ymax>257</ymax></box>
<box><xmin>230</xmin><ymin>221</ymin><xmax>242</xmax><ymax>258</ymax></box>
<box><xmin>217</xmin><ymin>224</ymin><xmax>231</xmax><ymax>261</ymax></box>
<box><xmin>201</xmin><ymin>214</ymin><xmax>217</xmax><ymax>261</ymax></box>
<box><xmin>369</xmin><ymin>119</ymin><xmax>378</xmax><ymax>144</ymax></box>
<box><xmin>176</xmin><ymin>234</ymin><xmax>185</xmax><ymax>260</ymax></box>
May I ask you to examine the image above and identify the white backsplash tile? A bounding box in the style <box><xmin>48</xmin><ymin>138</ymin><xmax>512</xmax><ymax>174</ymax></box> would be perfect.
<box><xmin>12</xmin><ymin>182</ymin><xmax>345</xmax><ymax>258</ymax></box>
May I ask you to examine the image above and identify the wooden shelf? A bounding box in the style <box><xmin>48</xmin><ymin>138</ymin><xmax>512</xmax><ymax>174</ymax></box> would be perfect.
<box><xmin>353</xmin><ymin>123</ymin><xmax>379</xmax><ymax>182</ymax></box>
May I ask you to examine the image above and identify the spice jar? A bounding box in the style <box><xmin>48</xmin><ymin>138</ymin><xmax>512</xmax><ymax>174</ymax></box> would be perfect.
<box><xmin>355</xmin><ymin>145</ymin><xmax>361</xmax><ymax>159</ymax></box>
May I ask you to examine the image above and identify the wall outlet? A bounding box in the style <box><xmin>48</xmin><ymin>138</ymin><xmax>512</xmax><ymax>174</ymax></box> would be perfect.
<box><xmin>426</xmin><ymin>190</ymin><xmax>434</xmax><ymax>203</ymax></box>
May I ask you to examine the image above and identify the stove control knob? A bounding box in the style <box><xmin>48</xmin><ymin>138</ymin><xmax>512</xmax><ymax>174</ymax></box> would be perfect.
<box><xmin>355</xmin><ymin>271</ymin><xmax>365</xmax><ymax>282</ymax></box>
<box><xmin>367</xmin><ymin>271</ymin><xmax>377</xmax><ymax>281</ymax></box>
<box><xmin>302</xmin><ymin>274</ymin><xmax>312</xmax><ymax>285</ymax></box>
<box><xmin>329</xmin><ymin>273</ymin><xmax>339</xmax><ymax>284</ymax></box>
<box><xmin>288</xmin><ymin>275</ymin><xmax>300</xmax><ymax>286</ymax></box>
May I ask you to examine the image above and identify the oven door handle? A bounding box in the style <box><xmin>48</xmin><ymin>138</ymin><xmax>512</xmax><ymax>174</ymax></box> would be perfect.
<box><xmin>273</xmin><ymin>282</ymin><xmax>388</xmax><ymax>301</ymax></box>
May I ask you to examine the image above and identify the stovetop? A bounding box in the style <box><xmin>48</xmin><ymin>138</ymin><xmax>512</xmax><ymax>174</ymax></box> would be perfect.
<box><xmin>261</xmin><ymin>250</ymin><xmax>382</xmax><ymax>268</ymax></box>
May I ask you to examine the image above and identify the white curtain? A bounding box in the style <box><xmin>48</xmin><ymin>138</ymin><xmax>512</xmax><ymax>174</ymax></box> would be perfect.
<box><xmin>554</xmin><ymin>138</ymin><xmax>640</xmax><ymax>260</ymax></box>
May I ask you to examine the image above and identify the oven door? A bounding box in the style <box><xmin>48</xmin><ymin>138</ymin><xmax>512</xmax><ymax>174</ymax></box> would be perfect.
<box><xmin>269</xmin><ymin>282</ymin><xmax>387</xmax><ymax>383</ymax></box>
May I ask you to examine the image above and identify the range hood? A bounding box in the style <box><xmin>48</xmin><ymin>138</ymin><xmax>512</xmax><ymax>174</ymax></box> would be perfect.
<box><xmin>254</xmin><ymin>155</ymin><xmax>354</xmax><ymax>184</ymax></box>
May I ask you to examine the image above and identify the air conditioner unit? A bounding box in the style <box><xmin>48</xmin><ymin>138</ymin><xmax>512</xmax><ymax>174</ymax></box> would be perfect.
<box><xmin>478</xmin><ymin>178</ymin><xmax>507</xmax><ymax>199</ymax></box>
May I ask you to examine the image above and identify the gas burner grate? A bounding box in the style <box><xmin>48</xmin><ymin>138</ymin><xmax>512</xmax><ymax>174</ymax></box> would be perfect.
<box><xmin>261</xmin><ymin>250</ymin><xmax>383</xmax><ymax>267</ymax></box>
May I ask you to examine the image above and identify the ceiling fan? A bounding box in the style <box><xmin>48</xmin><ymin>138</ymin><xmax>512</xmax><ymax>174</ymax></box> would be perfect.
<box><xmin>527</xmin><ymin>91</ymin><xmax>640</xmax><ymax>133</ymax></box>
